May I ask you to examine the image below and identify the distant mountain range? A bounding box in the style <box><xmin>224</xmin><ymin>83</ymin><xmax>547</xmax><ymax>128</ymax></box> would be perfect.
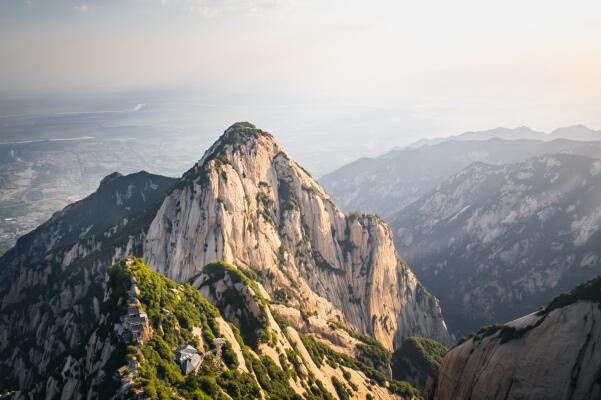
<box><xmin>320</xmin><ymin>137</ymin><xmax>601</xmax><ymax>218</ymax></box>
<box><xmin>390</xmin><ymin>153</ymin><xmax>601</xmax><ymax>335</ymax></box>
<box><xmin>406</xmin><ymin>124</ymin><xmax>601</xmax><ymax>149</ymax></box>
<box><xmin>321</xmin><ymin>128</ymin><xmax>601</xmax><ymax>336</ymax></box>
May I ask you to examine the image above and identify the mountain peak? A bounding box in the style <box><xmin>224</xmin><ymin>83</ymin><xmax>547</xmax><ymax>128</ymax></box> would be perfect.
<box><xmin>146</xmin><ymin>123</ymin><xmax>451</xmax><ymax>349</ymax></box>
<box><xmin>548</xmin><ymin>124</ymin><xmax>600</xmax><ymax>140</ymax></box>
<box><xmin>553</xmin><ymin>123</ymin><xmax>589</xmax><ymax>130</ymax></box>
<box><xmin>192</xmin><ymin>122</ymin><xmax>277</xmax><ymax>169</ymax></box>
<box><xmin>225</xmin><ymin>121</ymin><xmax>258</xmax><ymax>133</ymax></box>
<box><xmin>99</xmin><ymin>171</ymin><xmax>124</xmax><ymax>188</ymax></box>
<box><xmin>219</xmin><ymin>121</ymin><xmax>274</xmax><ymax>147</ymax></box>
<box><xmin>550</xmin><ymin>124</ymin><xmax>595</xmax><ymax>134</ymax></box>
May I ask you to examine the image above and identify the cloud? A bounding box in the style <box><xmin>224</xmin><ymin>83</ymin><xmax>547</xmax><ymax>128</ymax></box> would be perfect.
<box><xmin>74</xmin><ymin>4</ymin><xmax>89</xmax><ymax>14</ymax></box>
<box><xmin>189</xmin><ymin>1</ymin><xmax>231</xmax><ymax>18</ymax></box>
<box><xmin>185</xmin><ymin>0</ymin><xmax>293</xmax><ymax>18</ymax></box>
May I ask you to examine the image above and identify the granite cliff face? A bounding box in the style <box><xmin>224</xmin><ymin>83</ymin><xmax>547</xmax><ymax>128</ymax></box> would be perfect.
<box><xmin>144</xmin><ymin>122</ymin><xmax>450</xmax><ymax>349</ymax></box>
<box><xmin>434</xmin><ymin>277</ymin><xmax>601</xmax><ymax>400</ymax></box>
<box><xmin>391</xmin><ymin>154</ymin><xmax>601</xmax><ymax>335</ymax></box>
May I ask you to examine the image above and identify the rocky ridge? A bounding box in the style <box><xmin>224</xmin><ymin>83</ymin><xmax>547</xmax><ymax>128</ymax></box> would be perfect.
<box><xmin>434</xmin><ymin>276</ymin><xmax>601</xmax><ymax>400</ymax></box>
<box><xmin>390</xmin><ymin>153</ymin><xmax>601</xmax><ymax>334</ymax></box>
<box><xmin>321</xmin><ymin>137</ymin><xmax>601</xmax><ymax>218</ymax></box>
<box><xmin>406</xmin><ymin>125</ymin><xmax>601</xmax><ymax>149</ymax></box>
<box><xmin>144</xmin><ymin>122</ymin><xmax>450</xmax><ymax>349</ymax></box>
<box><xmin>0</xmin><ymin>171</ymin><xmax>176</xmax><ymax>395</ymax></box>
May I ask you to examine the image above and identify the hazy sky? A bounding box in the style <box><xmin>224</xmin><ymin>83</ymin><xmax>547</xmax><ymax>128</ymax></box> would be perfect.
<box><xmin>1</xmin><ymin>0</ymin><xmax>601</xmax><ymax>137</ymax></box>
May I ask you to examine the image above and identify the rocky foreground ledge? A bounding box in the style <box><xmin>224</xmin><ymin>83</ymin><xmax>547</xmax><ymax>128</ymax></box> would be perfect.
<box><xmin>434</xmin><ymin>276</ymin><xmax>601</xmax><ymax>400</ymax></box>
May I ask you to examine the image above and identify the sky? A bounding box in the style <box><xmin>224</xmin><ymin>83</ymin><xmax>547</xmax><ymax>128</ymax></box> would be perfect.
<box><xmin>1</xmin><ymin>0</ymin><xmax>601</xmax><ymax>142</ymax></box>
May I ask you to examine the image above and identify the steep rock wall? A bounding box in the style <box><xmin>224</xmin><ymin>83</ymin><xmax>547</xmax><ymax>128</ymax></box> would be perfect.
<box><xmin>144</xmin><ymin>122</ymin><xmax>450</xmax><ymax>349</ymax></box>
<box><xmin>435</xmin><ymin>302</ymin><xmax>601</xmax><ymax>400</ymax></box>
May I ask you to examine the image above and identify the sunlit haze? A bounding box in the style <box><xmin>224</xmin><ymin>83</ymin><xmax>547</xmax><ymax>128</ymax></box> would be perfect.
<box><xmin>1</xmin><ymin>0</ymin><xmax>601</xmax><ymax>163</ymax></box>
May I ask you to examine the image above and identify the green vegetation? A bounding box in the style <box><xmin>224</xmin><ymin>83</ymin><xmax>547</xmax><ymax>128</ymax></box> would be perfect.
<box><xmin>108</xmin><ymin>258</ymin><xmax>243</xmax><ymax>398</ymax></box>
<box><xmin>256</xmin><ymin>192</ymin><xmax>276</xmax><ymax>225</ymax></box>
<box><xmin>107</xmin><ymin>258</ymin><xmax>290</xmax><ymax>399</ymax></box>
<box><xmin>457</xmin><ymin>321</ymin><xmax>544</xmax><ymax>346</ymax></box>
<box><xmin>200</xmin><ymin>262</ymin><xmax>270</xmax><ymax>348</ymax></box>
<box><xmin>103</xmin><ymin>258</ymin><xmax>419</xmax><ymax>399</ymax></box>
<box><xmin>301</xmin><ymin>184</ymin><xmax>320</xmax><ymax>195</ymax></box>
<box><xmin>456</xmin><ymin>324</ymin><xmax>503</xmax><ymax>346</ymax></box>
<box><xmin>327</xmin><ymin>320</ymin><xmax>391</xmax><ymax>372</ymax></box>
<box><xmin>210</xmin><ymin>122</ymin><xmax>274</xmax><ymax>163</ymax></box>
<box><xmin>214</xmin><ymin>154</ymin><xmax>232</xmax><ymax>167</ymax></box>
<box><xmin>0</xmin><ymin>245</ymin><xmax>6</xmax><ymax>257</ymax></box>
<box><xmin>273</xmin><ymin>287</ymin><xmax>295</xmax><ymax>305</ymax></box>
<box><xmin>217</xmin><ymin>370</ymin><xmax>261</xmax><ymax>398</ymax></box>
<box><xmin>278</xmin><ymin>178</ymin><xmax>300</xmax><ymax>212</ymax></box>
<box><xmin>455</xmin><ymin>331</ymin><xmax>477</xmax><ymax>346</ymax></box>
<box><xmin>271</xmin><ymin>311</ymin><xmax>292</xmax><ymax>331</ymax></box>
<box><xmin>331</xmin><ymin>376</ymin><xmax>352</xmax><ymax>400</ymax></box>
<box><xmin>285</xmin><ymin>348</ymin><xmax>306</xmax><ymax>380</ymax></box>
<box><xmin>392</xmin><ymin>337</ymin><xmax>447</xmax><ymax>384</ymax></box>
<box><xmin>312</xmin><ymin>249</ymin><xmax>345</xmax><ymax>276</ymax></box>
<box><xmin>302</xmin><ymin>377</ymin><xmax>334</xmax><ymax>400</ymax></box>
<box><xmin>496</xmin><ymin>325</ymin><xmax>534</xmax><ymax>344</ymax></box>
<box><xmin>543</xmin><ymin>275</ymin><xmax>601</xmax><ymax>314</ymax></box>
<box><xmin>250</xmin><ymin>355</ymin><xmax>300</xmax><ymax>400</ymax></box>
<box><xmin>216</xmin><ymin>123</ymin><xmax>273</xmax><ymax>154</ymax></box>
<box><xmin>476</xmin><ymin>324</ymin><xmax>504</xmax><ymax>338</ymax></box>
<box><xmin>371</xmin><ymin>214</ymin><xmax>384</xmax><ymax>224</ymax></box>
<box><xmin>473</xmin><ymin>278</ymin><xmax>601</xmax><ymax>345</ymax></box>
<box><xmin>299</xmin><ymin>333</ymin><xmax>420</xmax><ymax>399</ymax></box>
<box><xmin>388</xmin><ymin>380</ymin><xmax>421</xmax><ymax>397</ymax></box>
<box><xmin>342</xmin><ymin>369</ymin><xmax>351</xmax><ymax>381</ymax></box>
<box><xmin>454</xmin><ymin>277</ymin><xmax>601</xmax><ymax>348</ymax></box>
<box><xmin>296</xmin><ymin>163</ymin><xmax>313</xmax><ymax>178</ymax></box>
<box><xmin>179</xmin><ymin>122</ymin><xmax>272</xmax><ymax>189</ymax></box>
<box><xmin>201</xmin><ymin>262</ymin><xmax>267</xmax><ymax>306</ymax></box>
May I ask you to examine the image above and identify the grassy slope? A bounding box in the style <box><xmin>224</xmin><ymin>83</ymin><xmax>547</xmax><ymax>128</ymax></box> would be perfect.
<box><xmin>108</xmin><ymin>259</ymin><xmax>264</xmax><ymax>399</ymax></box>
<box><xmin>392</xmin><ymin>337</ymin><xmax>447</xmax><ymax>383</ymax></box>
<box><xmin>108</xmin><ymin>259</ymin><xmax>421</xmax><ymax>400</ymax></box>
